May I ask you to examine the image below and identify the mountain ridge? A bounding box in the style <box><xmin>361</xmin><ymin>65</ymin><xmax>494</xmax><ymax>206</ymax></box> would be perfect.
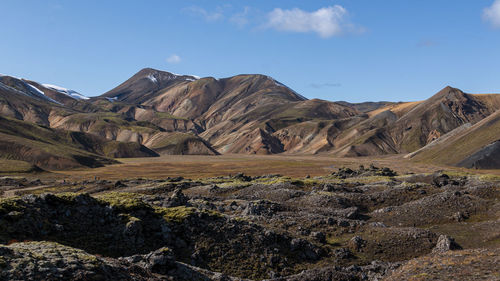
<box><xmin>1</xmin><ymin>68</ymin><xmax>500</xmax><ymax>169</ymax></box>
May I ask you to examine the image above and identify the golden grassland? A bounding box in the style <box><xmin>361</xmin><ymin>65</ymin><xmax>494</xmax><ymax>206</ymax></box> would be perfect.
<box><xmin>32</xmin><ymin>154</ymin><xmax>500</xmax><ymax>181</ymax></box>
<box><xmin>3</xmin><ymin>154</ymin><xmax>500</xmax><ymax>181</ymax></box>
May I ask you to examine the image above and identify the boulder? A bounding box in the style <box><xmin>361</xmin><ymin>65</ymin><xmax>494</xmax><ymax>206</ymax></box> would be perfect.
<box><xmin>432</xmin><ymin>235</ymin><xmax>462</xmax><ymax>253</ymax></box>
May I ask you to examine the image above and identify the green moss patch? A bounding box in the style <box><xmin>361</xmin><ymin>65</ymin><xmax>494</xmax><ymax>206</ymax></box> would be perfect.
<box><xmin>96</xmin><ymin>192</ymin><xmax>151</xmax><ymax>212</ymax></box>
<box><xmin>0</xmin><ymin>197</ymin><xmax>24</xmax><ymax>215</ymax></box>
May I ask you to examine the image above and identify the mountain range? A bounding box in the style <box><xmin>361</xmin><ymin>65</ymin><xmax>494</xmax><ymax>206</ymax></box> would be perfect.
<box><xmin>1</xmin><ymin>68</ymin><xmax>500</xmax><ymax>170</ymax></box>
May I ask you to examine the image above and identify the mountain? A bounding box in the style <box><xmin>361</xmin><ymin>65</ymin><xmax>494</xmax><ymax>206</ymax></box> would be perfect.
<box><xmin>386</xmin><ymin>86</ymin><xmax>499</xmax><ymax>152</ymax></box>
<box><xmin>328</xmin><ymin>87</ymin><xmax>500</xmax><ymax>157</ymax></box>
<box><xmin>408</xmin><ymin>108</ymin><xmax>500</xmax><ymax>169</ymax></box>
<box><xmin>102</xmin><ymin>68</ymin><xmax>358</xmax><ymax>154</ymax></box>
<box><xmin>0</xmin><ymin>73</ymin><xmax>218</xmax><ymax>164</ymax></box>
<box><xmin>2</xmin><ymin>68</ymin><xmax>500</xmax><ymax>169</ymax></box>
<box><xmin>0</xmin><ymin>75</ymin><xmax>67</xmax><ymax>126</ymax></box>
<box><xmin>102</xmin><ymin>68</ymin><xmax>201</xmax><ymax>104</ymax></box>
<box><xmin>0</xmin><ymin>115</ymin><xmax>158</xmax><ymax>170</ymax></box>
<box><xmin>104</xmin><ymin>69</ymin><xmax>500</xmax><ymax>158</ymax></box>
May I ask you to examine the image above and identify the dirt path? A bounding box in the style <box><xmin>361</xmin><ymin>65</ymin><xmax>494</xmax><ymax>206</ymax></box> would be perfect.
<box><xmin>3</xmin><ymin>185</ymin><xmax>49</xmax><ymax>198</ymax></box>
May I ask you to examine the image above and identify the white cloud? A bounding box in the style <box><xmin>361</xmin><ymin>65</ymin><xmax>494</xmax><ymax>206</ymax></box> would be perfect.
<box><xmin>266</xmin><ymin>5</ymin><xmax>351</xmax><ymax>38</ymax></box>
<box><xmin>184</xmin><ymin>6</ymin><xmax>224</xmax><ymax>22</ymax></box>
<box><xmin>166</xmin><ymin>54</ymin><xmax>181</xmax><ymax>64</ymax></box>
<box><xmin>483</xmin><ymin>0</ymin><xmax>500</xmax><ymax>28</ymax></box>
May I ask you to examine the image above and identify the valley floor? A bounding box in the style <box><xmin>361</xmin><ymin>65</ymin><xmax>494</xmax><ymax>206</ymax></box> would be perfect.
<box><xmin>48</xmin><ymin>154</ymin><xmax>493</xmax><ymax>180</ymax></box>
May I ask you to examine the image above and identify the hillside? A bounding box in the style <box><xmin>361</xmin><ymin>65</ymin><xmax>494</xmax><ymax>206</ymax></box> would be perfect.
<box><xmin>328</xmin><ymin>87</ymin><xmax>500</xmax><ymax>157</ymax></box>
<box><xmin>0</xmin><ymin>116</ymin><xmax>158</xmax><ymax>170</ymax></box>
<box><xmin>409</xmin><ymin>109</ymin><xmax>500</xmax><ymax>168</ymax></box>
<box><xmin>102</xmin><ymin>68</ymin><xmax>359</xmax><ymax>154</ymax></box>
<box><xmin>2</xmin><ymin>69</ymin><xmax>500</xmax><ymax>169</ymax></box>
<box><xmin>112</xmin><ymin>71</ymin><xmax>500</xmax><ymax>157</ymax></box>
<box><xmin>0</xmin><ymin>73</ymin><xmax>218</xmax><ymax>160</ymax></box>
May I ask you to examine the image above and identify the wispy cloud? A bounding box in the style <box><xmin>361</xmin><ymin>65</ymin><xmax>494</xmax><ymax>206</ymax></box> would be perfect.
<box><xmin>309</xmin><ymin>82</ymin><xmax>342</xmax><ymax>89</ymax></box>
<box><xmin>166</xmin><ymin>54</ymin><xmax>181</xmax><ymax>64</ymax></box>
<box><xmin>265</xmin><ymin>6</ymin><xmax>356</xmax><ymax>38</ymax></box>
<box><xmin>183</xmin><ymin>5</ymin><xmax>361</xmax><ymax>38</ymax></box>
<box><xmin>483</xmin><ymin>0</ymin><xmax>500</xmax><ymax>28</ymax></box>
<box><xmin>184</xmin><ymin>6</ymin><xmax>224</xmax><ymax>22</ymax></box>
<box><xmin>229</xmin><ymin>6</ymin><xmax>252</xmax><ymax>27</ymax></box>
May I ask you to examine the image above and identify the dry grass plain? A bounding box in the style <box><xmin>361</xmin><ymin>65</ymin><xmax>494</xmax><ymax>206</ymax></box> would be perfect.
<box><xmin>3</xmin><ymin>154</ymin><xmax>500</xmax><ymax>181</ymax></box>
<box><xmin>46</xmin><ymin>154</ymin><xmax>500</xmax><ymax>181</ymax></box>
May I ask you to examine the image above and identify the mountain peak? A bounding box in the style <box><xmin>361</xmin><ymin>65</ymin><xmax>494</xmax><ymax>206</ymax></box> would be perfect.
<box><xmin>102</xmin><ymin>68</ymin><xmax>201</xmax><ymax>102</ymax></box>
<box><xmin>135</xmin><ymin>68</ymin><xmax>200</xmax><ymax>81</ymax></box>
<box><xmin>427</xmin><ymin>86</ymin><xmax>465</xmax><ymax>101</ymax></box>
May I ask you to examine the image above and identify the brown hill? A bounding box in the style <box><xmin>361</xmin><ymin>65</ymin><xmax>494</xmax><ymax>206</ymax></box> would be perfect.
<box><xmin>3</xmin><ymin>69</ymin><xmax>500</xmax><ymax>169</ymax></box>
<box><xmin>101</xmin><ymin>68</ymin><xmax>358</xmax><ymax>154</ymax></box>
<box><xmin>409</xmin><ymin>109</ymin><xmax>500</xmax><ymax>168</ymax></box>
<box><xmin>337</xmin><ymin>101</ymin><xmax>394</xmax><ymax>113</ymax></box>
<box><xmin>0</xmin><ymin>74</ymin><xmax>218</xmax><ymax>158</ymax></box>
<box><xmin>0</xmin><ymin>115</ymin><xmax>159</xmax><ymax>170</ymax></box>
<box><xmin>101</xmin><ymin>68</ymin><xmax>201</xmax><ymax>104</ymax></box>
<box><xmin>0</xmin><ymin>76</ymin><xmax>68</xmax><ymax>126</ymax></box>
<box><xmin>388</xmin><ymin>86</ymin><xmax>497</xmax><ymax>152</ymax></box>
<box><xmin>329</xmin><ymin>87</ymin><xmax>500</xmax><ymax>157</ymax></box>
<box><xmin>100</xmin><ymin>71</ymin><xmax>500</xmax><ymax>159</ymax></box>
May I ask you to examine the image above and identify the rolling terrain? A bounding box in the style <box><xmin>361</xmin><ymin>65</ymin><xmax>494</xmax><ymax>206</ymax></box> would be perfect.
<box><xmin>1</xmin><ymin>69</ymin><xmax>500</xmax><ymax>280</ymax></box>
<box><xmin>1</xmin><ymin>69</ymin><xmax>500</xmax><ymax>170</ymax></box>
<box><xmin>0</xmin><ymin>115</ymin><xmax>158</xmax><ymax>170</ymax></box>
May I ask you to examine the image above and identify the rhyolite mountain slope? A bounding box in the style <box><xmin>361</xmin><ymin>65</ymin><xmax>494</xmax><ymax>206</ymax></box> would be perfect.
<box><xmin>102</xmin><ymin>69</ymin><xmax>500</xmax><ymax>159</ymax></box>
<box><xmin>0</xmin><ymin>115</ymin><xmax>158</xmax><ymax>170</ymax></box>
<box><xmin>102</xmin><ymin>68</ymin><xmax>360</xmax><ymax>154</ymax></box>
<box><xmin>408</xmin><ymin>108</ymin><xmax>500</xmax><ymax>169</ymax></box>
<box><xmin>0</xmin><ymin>73</ymin><xmax>218</xmax><ymax>162</ymax></box>
<box><xmin>329</xmin><ymin>87</ymin><xmax>500</xmax><ymax>157</ymax></box>
<box><xmin>2</xmin><ymin>69</ymin><xmax>500</xmax><ymax>169</ymax></box>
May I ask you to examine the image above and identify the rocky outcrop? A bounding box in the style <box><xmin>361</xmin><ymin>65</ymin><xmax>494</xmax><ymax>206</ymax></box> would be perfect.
<box><xmin>1</xmin><ymin>170</ymin><xmax>499</xmax><ymax>280</ymax></box>
<box><xmin>0</xmin><ymin>192</ymin><xmax>324</xmax><ymax>279</ymax></box>
<box><xmin>384</xmin><ymin>248</ymin><xmax>500</xmax><ymax>281</ymax></box>
<box><xmin>432</xmin><ymin>235</ymin><xmax>462</xmax><ymax>253</ymax></box>
<box><xmin>0</xmin><ymin>241</ymin><xmax>156</xmax><ymax>281</ymax></box>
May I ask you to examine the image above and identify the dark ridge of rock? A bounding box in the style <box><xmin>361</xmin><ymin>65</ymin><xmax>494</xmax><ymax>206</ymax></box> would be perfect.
<box><xmin>0</xmin><ymin>241</ymin><xmax>157</xmax><ymax>281</ymax></box>
<box><xmin>0</xmin><ymin>192</ymin><xmax>325</xmax><ymax>280</ymax></box>
<box><xmin>268</xmin><ymin>260</ymin><xmax>401</xmax><ymax>281</ymax></box>
<box><xmin>458</xmin><ymin>140</ymin><xmax>500</xmax><ymax>169</ymax></box>
<box><xmin>332</xmin><ymin>165</ymin><xmax>397</xmax><ymax>179</ymax></box>
<box><xmin>166</xmin><ymin>188</ymin><xmax>189</xmax><ymax>207</ymax></box>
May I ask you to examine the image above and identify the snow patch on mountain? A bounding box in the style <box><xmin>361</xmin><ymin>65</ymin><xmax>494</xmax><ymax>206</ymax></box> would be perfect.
<box><xmin>42</xmin><ymin>84</ymin><xmax>89</xmax><ymax>100</ymax></box>
<box><xmin>170</xmin><ymin>72</ymin><xmax>200</xmax><ymax>81</ymax></box>
<box><xmin>147</xmin><ymin>74</ymin><xmax>158</xmax><ymax>84</ymax></box>
<box><xmin>26</xmin><ymin>84</ymin><xmax>62</xmax><ymax>105</ymax></box>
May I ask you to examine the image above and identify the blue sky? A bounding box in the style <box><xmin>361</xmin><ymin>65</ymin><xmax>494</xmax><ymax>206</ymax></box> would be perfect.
<box><xmin>1</xmin><ymin>0</ymin><xmax>500</xmax><ymax>102</ymax></box>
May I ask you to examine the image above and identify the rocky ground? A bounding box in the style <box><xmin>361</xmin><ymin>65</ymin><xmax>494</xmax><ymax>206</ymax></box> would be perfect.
<box><xmin>0</xmin><ymin>165</ymin><xmax>499</xmax><ymax>280</ymax></box>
